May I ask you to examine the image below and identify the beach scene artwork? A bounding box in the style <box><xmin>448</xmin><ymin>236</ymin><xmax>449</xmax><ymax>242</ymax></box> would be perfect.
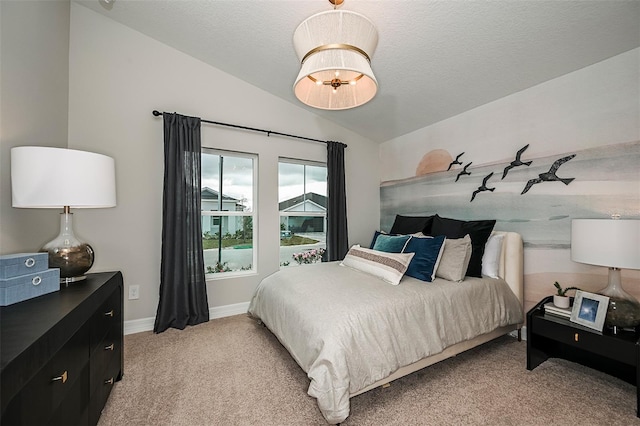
<box><xmin>380</xmin><ymin>140</ymin><xmax>639</xmax><ymax>248</ymax></box>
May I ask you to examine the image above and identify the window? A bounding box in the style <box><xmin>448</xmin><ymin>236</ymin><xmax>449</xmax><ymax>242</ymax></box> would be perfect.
<box><xmin>201</xmin><ymin>149</ymin><xmax>256</xmax><ymax>275</ymax></box>
<box><xmin>278</xmin><ymin>159</ymin><xmax>327</xmax><ymax>266</ymax></box>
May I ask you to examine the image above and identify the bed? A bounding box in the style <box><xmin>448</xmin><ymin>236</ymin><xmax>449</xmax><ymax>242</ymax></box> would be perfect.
<box><xmin>248</xmin><ymin>230</ymin><xmax>524</xmax><ymax>424</ymax></box>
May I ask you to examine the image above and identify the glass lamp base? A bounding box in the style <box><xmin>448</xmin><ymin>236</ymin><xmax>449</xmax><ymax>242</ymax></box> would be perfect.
<box><xmin>598</xmin><ymin>267</ymin><xmax>640</xmax><ymax>334</ymax></box>
<box><xmin>41</xmin><ymin>210</ymin><xmax>94</xmax><ymax>284</ymax></box>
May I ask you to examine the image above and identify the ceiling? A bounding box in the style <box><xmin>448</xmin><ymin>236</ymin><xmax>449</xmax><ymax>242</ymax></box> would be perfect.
<box><xmin>77</xmin><ymin>0</ymin><xmax>640</xmax><ymax>144</ymax></box>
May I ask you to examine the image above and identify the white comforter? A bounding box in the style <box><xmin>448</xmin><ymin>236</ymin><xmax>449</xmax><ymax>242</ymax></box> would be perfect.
<box><xmin>248</xmin><ymin>262</ymin><xmax>523</xmax><ymax>424</ymax></box>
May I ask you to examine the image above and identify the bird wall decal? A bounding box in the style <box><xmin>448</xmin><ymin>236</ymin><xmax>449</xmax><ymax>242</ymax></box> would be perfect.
<box><xmin>470</xmin><ymin>172</ymin><xmax>496</xmax><ymax>202</ymax></box>
<box><xmin>447</xmin><ymin>152</ymin><xmax>465</xmax><ymax>171</ymax></box>
<box><xmin>502</xmin><ymin>144</ymin><xmax>533</xmax><ymax>179</ymax></box>
<box><xmin>455</xmin><ymin>162</ymin><xmax>472</xmax><ymax>182</ymax></box>
<box><xmin>521</xmin><ymin>154</ymin><xmax>576</xmax><ymax>195</ymax></box>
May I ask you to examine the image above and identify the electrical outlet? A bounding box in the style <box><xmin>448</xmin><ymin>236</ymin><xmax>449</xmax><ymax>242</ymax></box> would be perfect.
<box><xmin>128</xmin><ymin>285</ymin><xmax>140</xmax><ymax>300</ymax></box>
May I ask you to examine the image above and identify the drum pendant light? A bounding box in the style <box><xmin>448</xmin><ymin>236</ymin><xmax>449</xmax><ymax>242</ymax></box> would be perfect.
<box><xmin>293</xmin><ymin>0</ymin><xmax>379</xmax><ymax>110</ymax></box>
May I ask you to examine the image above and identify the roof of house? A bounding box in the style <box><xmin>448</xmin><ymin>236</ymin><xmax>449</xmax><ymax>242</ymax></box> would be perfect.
<box><xmin>279</xmin><ymin>192</ymin><xmax>327</xmax><ymax>211</ymax></box>
<box><xmin>201</xmin><ymin>187</ymin><xmax>240</xmax><ymax>202</ymax></box>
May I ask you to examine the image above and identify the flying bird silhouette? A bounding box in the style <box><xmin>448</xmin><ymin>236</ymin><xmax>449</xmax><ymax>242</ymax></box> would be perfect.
<box><xmin>502</xmin><ymin>144</ymin><xmax>533</xmax><ymax>179</ymax></box>
<box><xmin>470</xmin><ymin>172</ymin><xmax>496</xmax><ymax>202</ymax></box>
<box><xmin>521</xmin><ymin>154</ymin><xmax>576</xmax><ymax>195</ymax></box>
<box><xmin>455</xmin><ymin>162</ymin><xmax>472</xmax><ymax>182</ymax></box>
<box><xmin>447</xmin><ymin>152</ymin><xmax>465</xmax><ymax>171</ymax></box>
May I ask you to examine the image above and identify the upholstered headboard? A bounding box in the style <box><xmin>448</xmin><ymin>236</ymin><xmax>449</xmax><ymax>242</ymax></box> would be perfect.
<box><xmin>493</xmin><ymin>231</ymin><xmax>524</xmax><ymax>308</ymax></box>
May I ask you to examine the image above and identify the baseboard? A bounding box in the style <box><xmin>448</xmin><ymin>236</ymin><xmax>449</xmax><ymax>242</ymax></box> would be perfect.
<box><xmin>123</xmin><ymin>301</ymin><xmax>251</xmax><ymax>335</ymax></box>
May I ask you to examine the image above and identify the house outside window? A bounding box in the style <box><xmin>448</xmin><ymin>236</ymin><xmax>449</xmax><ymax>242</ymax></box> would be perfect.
<box><xmin>278</xmin><ymin>159</ymin><xmax>327</xmax><ymax>266</ymax></box>
<box><xmin>201</xmin><ymin>149</ymin><xmax>256</xmax><ymax>275</ymax></box>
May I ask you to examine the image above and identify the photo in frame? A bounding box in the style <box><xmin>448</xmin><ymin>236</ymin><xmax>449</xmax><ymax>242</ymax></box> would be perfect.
<box><xmin>570</xmin><ymin>290</ymin><xmax>609</xmax><ymax>332</ymax></box>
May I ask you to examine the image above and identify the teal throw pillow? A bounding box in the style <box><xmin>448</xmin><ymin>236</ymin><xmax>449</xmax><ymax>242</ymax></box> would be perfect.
<box><xmin>372</xmin><ymin>234</ymin><xmax>411</xmax><ymax>253</ymax></box>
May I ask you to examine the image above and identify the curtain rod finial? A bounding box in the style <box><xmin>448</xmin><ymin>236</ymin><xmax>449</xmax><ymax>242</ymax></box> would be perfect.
<box><xmin>152</xmin><ymin>110</ymin><xmax>162</xmax><ymax>117</ymax></box>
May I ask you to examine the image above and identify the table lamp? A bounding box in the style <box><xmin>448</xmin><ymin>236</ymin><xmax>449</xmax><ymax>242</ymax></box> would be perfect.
<box><xmin>11</xmin><ymin>147</ymin><xmax>116</xmax><ymax>284</ymax></box>
<box><xmin>571</xmin><ymin>218</ymin><xmax>640</xmax><ymax>334</ymax></box>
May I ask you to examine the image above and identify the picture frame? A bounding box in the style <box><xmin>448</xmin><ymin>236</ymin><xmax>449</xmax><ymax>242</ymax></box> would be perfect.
<box><xmin>570</xmin><ymin>290</ymin><xmax>609</xmax><ymax>332</ymax></box>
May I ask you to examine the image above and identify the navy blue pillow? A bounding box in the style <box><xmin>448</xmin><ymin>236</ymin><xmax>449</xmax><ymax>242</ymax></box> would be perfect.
<box><xmin>403</xmin><ymin>235</ymin><xmax>446</xmax><ymax>282</ymax></box>
<box><xmin>430</xmin><ymin>215</ymin><xmax>496</xmax><ymax>278</ymax></box>
<box><xmin>373</xmin><ymin>234</ymin><xmax>411</xmax><ymax>253</ymax></box>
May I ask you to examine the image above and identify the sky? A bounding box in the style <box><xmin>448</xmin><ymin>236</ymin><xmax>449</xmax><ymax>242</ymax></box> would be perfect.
<box><xmin>201</xmin><ymin>153</ymin><xmax>326</xmax><ymax>211</ymax></box>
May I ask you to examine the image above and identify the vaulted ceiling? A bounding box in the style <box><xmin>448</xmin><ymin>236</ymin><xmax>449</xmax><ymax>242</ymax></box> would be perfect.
<box><xmin>77</xmin><ymin>0</ymin><xmax>640</xmax><ymax>143</ymax></box>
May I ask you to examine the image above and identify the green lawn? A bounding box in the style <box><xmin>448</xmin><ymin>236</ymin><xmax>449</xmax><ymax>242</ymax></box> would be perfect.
<box><xmin>202</xmin><ymin>234</ymin><xmax>318</xmax><ymax>250</ymax></box>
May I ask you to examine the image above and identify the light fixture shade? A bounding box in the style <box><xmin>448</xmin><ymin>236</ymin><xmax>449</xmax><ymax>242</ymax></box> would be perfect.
<box><xmin>11</xmin><ymin>146</ymin><xmax>116</xmax><ymax>208</ymax></box>
<box><xmin>571</xmin><ymin>219</ymin><xmax>640</xmax><ymax>270</ymax></box>
<box><xmin>293</xmin><ymin>9</ymin><xmax>378</xmax><ymax>110</ymax></box>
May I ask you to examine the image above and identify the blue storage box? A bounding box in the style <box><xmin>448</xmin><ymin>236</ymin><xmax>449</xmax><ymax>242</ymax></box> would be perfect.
<box><xmin>0</xmin><ymin>269</ymin><xmax>60</xmax><ymax>306</ymax></box>
<box><xmin>0</xmin><ymin>253</ymin><xmax>49</xmax><ymax>279</ymax></box>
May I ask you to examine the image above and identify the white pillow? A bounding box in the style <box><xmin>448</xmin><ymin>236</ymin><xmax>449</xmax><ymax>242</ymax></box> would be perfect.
<box><xmin>481</xmin><ymin>233</ymin><xmax>504</xmax><ymax>278</ymax></box>
<box><xmin>341</xmin><ymin>245</ymin><xmax>415</xmax><ymax>285</ymax></box>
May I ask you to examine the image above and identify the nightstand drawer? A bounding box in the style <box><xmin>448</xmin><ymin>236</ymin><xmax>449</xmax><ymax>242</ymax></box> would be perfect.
<box><xmin>532</xmin><ymin>314</ymin><xmax>636</xmax><ymax>366</ymax></box>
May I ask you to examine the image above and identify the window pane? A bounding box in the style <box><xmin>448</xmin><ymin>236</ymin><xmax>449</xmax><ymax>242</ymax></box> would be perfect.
<box><xmin>203</xmin><ymin>215</ymin><xmax>253</xmax><ymax>273</ymax></box>
<box><xmin>279</xmin><ymin>215</ymin><xmax>326</xmax><ymax>267</ymax></box>
<box><xmin>202</xmin><ymin>152</ymin><xmax>221</xmax><ymax>211</ymax></box>
<box><xmin>222</xmin><ymin>156</ymin><xmax>254</xmax><ymax>213</ymax></box>
<box><xmin>278</xmin><ymin>162</ymin><xmax>305</xmax><ymax>204</ymax></box>
<box><xmin>305</xmin><ymin>164</ymin><xmax>327</xmax><ymax>198</ymax></box>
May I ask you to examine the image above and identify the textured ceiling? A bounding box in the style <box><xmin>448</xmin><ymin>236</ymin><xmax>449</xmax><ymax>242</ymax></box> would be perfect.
<box><xmin>77</xmin><ymin>0</ymin><xmax>640</xmax><ymax>144</ymax></box>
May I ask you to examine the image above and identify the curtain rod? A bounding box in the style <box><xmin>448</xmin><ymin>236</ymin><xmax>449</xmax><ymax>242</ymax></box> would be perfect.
<box><xmin>152</xmin><ymin>110</ymin><xmax>345</xmax><ymax>147</ymax></box>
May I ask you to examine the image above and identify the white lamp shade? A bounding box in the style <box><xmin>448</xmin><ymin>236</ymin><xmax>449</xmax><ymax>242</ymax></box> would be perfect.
<box><xmin>11</xmin><ymin>146</ymin><xmax>116</xmax><ymax>208</ymax></box>
<box><xmin>571</xmin><ymin>219</ymin><xmax>640</xmax><ymax>270</ymax></box>
<box><xmin>293</xmin><ymin>9</ymin><xmax>378</xmax><ymax>110</ymax></box>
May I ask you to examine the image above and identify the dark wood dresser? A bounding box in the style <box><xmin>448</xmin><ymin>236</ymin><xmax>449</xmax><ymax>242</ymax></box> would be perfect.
<box><xmin>1</xmin><ymin>271</ymin><xmax>124</xmax><ymax>425</ymax></box>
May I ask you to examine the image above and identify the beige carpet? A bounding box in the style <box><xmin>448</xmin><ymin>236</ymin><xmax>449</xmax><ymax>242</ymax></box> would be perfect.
<box><xmin>98</xmin><ymin>314</ymin><xmax>637</xmax><ymax>426</ymax></box>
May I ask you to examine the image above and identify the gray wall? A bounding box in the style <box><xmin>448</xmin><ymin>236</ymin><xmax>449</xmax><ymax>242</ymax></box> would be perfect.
<box><xmin>67</xmin><ymin>4</ymin><xmax>380</xmax><ymax>322</ymax></box>
<box><xmin>0</xmin><ymin>0</ymin><xmax>71</xmax><ymax>254</ymax></box>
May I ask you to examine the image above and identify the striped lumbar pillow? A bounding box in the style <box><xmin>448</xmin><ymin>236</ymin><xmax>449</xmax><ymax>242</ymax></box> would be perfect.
<box><xmin>341</xmin><ymin>245</ymin><xmax>414</xmax><ymax>285</ymax></box>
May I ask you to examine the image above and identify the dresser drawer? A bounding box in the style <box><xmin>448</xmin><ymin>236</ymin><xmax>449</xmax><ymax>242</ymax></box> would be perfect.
<box><xmin>89</xmin><ymin>354</ymin><xmax>122</xmax><ymax>426</ymax></box>
<box><xmin>90</xmin><ymin>322</ymin><xmax>122</xmax><ymax>392</ymax></box>
<box><xmin>3</xmin><ymin>324</ymin><xmax>90</xmax><ymax>425</ymax></box>
<box><xmin>48</xmin><ymin>363</ymin><xmax>90</xmax><ymax>426</ymax></box>
<box><xmin>91</xmin><ymin>286</ymin><xmax>121</xmax><ymax>351</ymax></box>
<box><xmin>532</xmin><ymin>315</ymin><xmax>636</xmax><ymax>365</ymax></box>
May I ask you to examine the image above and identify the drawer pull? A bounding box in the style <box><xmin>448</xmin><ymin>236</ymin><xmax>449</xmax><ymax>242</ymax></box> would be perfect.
<box><xmin>105</xmin><ymin>343</ymin><xmax>115</xmax><ymax>351</ymax></box>
<box><xmin>105</xmin><ymin>377</ymin><xmax>115</xmax><ymax>385</ymax></box>
<box><xmin>575</xmin><ymin>333</ymin><xmax>579</xmax><ymax>342</ymax></box>
<box><xmin>32</xmin><ymin>276</ymin><xmax>42</xmax><ymax>286</ymax></box>
<box><xmin>52</xmin><ymin>371</ymin><xmax>68</xmax><ymax>384</ymax></box>
<box><xmin>104</xmin><ymin>310</ymin><xmax>114</xmax><ymax>317</ymax></box>
<box><xmin>25</xmin><ymin>257</ymin><xmax>36</xmax><ymax>268</ymax></box>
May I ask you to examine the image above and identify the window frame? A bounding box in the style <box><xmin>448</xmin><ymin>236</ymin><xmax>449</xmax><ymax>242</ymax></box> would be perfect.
<box><xmin>201</xmin><ymin>148</ymin><xmax>258</xmax><ymax>279</ymax></box>
<box><xmin>278</xmin><ymin>157</ymin><xmax>327</xmax><ymax>267</ymax></box>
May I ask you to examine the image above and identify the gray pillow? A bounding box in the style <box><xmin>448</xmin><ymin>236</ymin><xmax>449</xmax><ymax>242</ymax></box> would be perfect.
<box><xmin>435</xmin><ymin>235</ymin><xmax>472</xmax><ymax>282</ymax></box>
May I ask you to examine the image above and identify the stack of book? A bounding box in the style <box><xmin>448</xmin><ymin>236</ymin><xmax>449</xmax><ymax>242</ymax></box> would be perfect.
<box><xmin>544</xmin><ymin>302</ymin><xmax>572</xmax><ymax>319</ymax></box>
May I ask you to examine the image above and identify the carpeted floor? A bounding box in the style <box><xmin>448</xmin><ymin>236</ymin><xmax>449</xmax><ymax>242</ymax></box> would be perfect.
<box><xmin>98</xmin><ymin>314</ymin><xmax>637</xmax><ymax>425</ymax></box>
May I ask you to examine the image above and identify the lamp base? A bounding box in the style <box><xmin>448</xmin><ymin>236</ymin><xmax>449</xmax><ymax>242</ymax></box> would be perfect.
<box><xmin>41</xmin><ymin>210</ymin><xmax>94</xmax><ymax>284</ymax></box>
<box><xmin>598</xmin><ymin>267</ymin><xmax>640</xmax><ymax>334</ymax></box>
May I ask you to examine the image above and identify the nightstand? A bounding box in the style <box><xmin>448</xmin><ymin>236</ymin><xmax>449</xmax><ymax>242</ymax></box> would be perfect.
<box><xmin>527</xmin><ymin>296</ymin><xmax>639</xmax><ymax>418</ymax></box>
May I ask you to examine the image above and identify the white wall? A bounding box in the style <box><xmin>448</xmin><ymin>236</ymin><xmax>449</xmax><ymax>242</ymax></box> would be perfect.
<box><xmin>0</xmin><ymin>0</ymin><xmax>70</xmax><ymax>254</ymax></box>
<box><xmin>67</xmin><ymin>4</ymin><xmax>379</xmax><ymax>321</ymax></box>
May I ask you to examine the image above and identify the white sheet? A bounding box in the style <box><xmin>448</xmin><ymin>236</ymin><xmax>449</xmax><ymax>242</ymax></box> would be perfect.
<box><xmin>248</xmin><ymin>261</ymin><xmax>523</xmax><ymax>424</ymax></box>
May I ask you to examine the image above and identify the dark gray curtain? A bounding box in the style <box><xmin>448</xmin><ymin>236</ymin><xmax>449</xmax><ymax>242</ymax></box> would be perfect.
<box><xmin>154</xmin><ymin>113</ymin><xmax>210</xmax><ymax>333</ymax></box>
<box><xmin>325</xmin><ymin>141</ymin><xmax>349</xmax><ymax>261</ymax></box>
